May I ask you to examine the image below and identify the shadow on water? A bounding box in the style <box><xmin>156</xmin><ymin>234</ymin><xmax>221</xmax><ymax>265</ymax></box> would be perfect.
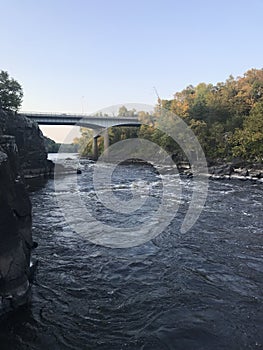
<box><xmin>25</xmin><ymin>177</ymin><xmax>50</xmax><ymax>193</ymax></box>
<box><xmin>0</xmin><ymin>305</ymin><xmax>35</xmax><ymax>350</ymax></box>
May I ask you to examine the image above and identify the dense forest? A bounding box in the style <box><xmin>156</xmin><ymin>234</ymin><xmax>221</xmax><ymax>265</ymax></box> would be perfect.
<box><xmin>76</xmin><ymin>68</ymin><xmax>263</xmax><ymax>163</ymax></box>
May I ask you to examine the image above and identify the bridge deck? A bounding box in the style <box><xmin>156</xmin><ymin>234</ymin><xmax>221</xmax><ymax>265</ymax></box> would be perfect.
<box><xmin>19</xmin><ymin>112</ymin><xmax>141</xmax><ymax>128</ymax></box>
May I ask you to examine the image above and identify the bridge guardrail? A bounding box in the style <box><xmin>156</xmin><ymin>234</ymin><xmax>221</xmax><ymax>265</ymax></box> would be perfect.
<box><xmin>19</xmin><ymin>111</ymin><xmax>139</xmax><ymax>120</ymax></box>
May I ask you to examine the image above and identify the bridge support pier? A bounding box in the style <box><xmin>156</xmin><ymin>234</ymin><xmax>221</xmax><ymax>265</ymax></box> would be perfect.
<box><xmin>103</xmin><ymin>129</ymin><xmax>109</xmax><ymax>158</ymax></box>
<box><xmin>92</xmin><ymin>136</ymin><xmax>99</xmax><ymax>160</ymax></box>
<box><xmin>92</xmin><ymin>129</ymin><xmax>110</xmax><ymax>160</ymax></box>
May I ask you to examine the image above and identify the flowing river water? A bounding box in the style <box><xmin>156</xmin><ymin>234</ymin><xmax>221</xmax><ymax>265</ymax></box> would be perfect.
<box><xmin>0</xmin><ymin>154</ymin><xmax>262</xmax><ymax>349</ymax></box>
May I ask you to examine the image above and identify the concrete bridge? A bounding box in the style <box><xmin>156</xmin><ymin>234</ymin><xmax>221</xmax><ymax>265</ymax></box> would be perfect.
<box><xmin>19</xmin><ymin>112</ymin><xmax>142</xmax><ymax>159</ymax></box>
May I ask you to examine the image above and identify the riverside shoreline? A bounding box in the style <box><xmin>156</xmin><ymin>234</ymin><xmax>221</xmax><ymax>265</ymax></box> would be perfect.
<box><xmin>79</xmin><ymin>155</ymin><xmax>263</xmax><ymax>182</ymax></box>
<box><xmin>206</xmin><ymin>159</ymin><xmax>263</xmax><ymax>181</ymax></box>
<box><xmin>174</xmin><ymin>159</ymin><xmax>263</xmax><ymax>181</ymax></box>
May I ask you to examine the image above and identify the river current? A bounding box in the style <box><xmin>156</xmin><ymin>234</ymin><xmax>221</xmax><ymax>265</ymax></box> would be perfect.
<box><xmin>0</xmin><ymin>154</ymin><xmax>262</xmax><ymax>349</ymax></box>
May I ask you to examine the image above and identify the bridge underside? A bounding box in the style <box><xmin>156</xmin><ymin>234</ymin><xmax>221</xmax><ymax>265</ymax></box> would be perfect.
<box><xmin>20</xmin><ymin>113</ymin><xmax>141</xmax><ymax>129</ymax></box>
<box><xmin>20</xmin><ymin>113</ymin><xmax>142</xmax><ymax>160</ymax></box>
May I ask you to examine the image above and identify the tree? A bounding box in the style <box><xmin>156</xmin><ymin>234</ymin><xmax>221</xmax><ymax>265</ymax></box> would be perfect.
<box><xmin>118</xmin><ymin>106</ymin><xmax>136</xmax><ymax>117</ymax></box>
<box><xmin>75</xmin><ymin>127</ymin><xmax>93</xmax><ymax>155</ymax></box>
<box><xmin>44</xmin><ymin>136</ymin><xmax>61</xmax><ymax>153</ymax></box>
<box><xmin>0</xmin><ymin>70</ymin><xmax>23</xmax><ymax>112</ymax></box>
<box><xmin>231</xmin><ymin>101</ymin><xmax>263</xmax><ymax>160</ymax></box>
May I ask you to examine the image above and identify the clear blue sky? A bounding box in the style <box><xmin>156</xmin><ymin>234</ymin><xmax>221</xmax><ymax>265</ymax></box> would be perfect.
<box><xmin>0</xmin><ymin>0</ymin><xmax>262</xmax><ymax>140</ymax></box>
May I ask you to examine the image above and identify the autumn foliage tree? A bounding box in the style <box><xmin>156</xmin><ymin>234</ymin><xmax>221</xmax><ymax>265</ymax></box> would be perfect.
<box><xmin>76</xmin><ymin>68</ymin><xmax>263</xmax><ymax>162</ymax></box>
<box><xmin>162</xmin><ymin>68</ymin><xmax>263</xmax><ymax>161</ymax></box>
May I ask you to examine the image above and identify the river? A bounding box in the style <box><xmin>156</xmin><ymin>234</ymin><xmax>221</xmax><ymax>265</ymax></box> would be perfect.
<box><xmin>0</xmin><ymin>154</ymin><xmax>262</xmax><ymax>349</ymax></box>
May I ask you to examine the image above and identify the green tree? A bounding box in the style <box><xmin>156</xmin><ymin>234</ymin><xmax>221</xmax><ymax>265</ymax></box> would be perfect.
<box><xmin>231</xmin><ymin>101</ymin><xmax>263</xmax><ymax>160</ymax></box>
<box><xmin>0</xmin><ymin>70</ymin><xmax>23</xmax><ymax>112</ymax></box>
<box><xmin>161</xmin><ymin>68</ymin><xmax>263</xmax><ymax>161</ymax></box>
<box><xmin>76</xmin><ymin>127</ymin><xmax>93</xmax><ymax>155</ymax></box>
<box><xmin>118</xmin><ymin>106</ymin><xmax>136</xmax><ymax>117</ymax></box>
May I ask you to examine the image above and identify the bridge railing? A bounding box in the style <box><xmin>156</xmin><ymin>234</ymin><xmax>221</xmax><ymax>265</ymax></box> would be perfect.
<box><xmin>19</xmin><ymin>111</ymin><xmax>140</xmax><ymax>120</ymax></box>
<box><xmin>20</xmin><ymin>111</ymin><xmax>95</xmax><ymax>117</ymax></box>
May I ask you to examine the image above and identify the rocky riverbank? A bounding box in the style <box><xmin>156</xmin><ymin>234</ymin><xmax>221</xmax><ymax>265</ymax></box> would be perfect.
<box><xmin>175</xmin><ymin>161</ymin><xmax>263</xmax><ymax>181</ymax></box>
<box><xmin>0</xmin><ymin>110</ymin><xmax>53</xmax><ymax>315</ymax></box>
<box><xmin>207</xmin><ymin>160</ymin><xmax>263</xmax><ymax>181</ymax></box>
<box><xmin>177</xmin><ymin>161</ymin><xmax>263</xmax><ymax>181</ymax></box>
<box><xmin>80</xmin><ymin>155</ymin><xmax>263</xmax><ymax>181</ymax></box>
<box><xmin>0</xmin><ymin>135</ymin><xmax>33</xmax><ymax>315</ymax></box>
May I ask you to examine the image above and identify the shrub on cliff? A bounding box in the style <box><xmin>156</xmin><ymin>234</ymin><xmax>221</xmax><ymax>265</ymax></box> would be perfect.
<box><xmin>0</xmin><ymin>70</ymin><xmax>23</xmax><ymax>112</ymax></box>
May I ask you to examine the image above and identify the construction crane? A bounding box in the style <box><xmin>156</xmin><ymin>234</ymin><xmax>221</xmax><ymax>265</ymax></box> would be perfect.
<box><xmin>153</xmin><ymin>86</ymin><xmax>161</xmax><ymax>107</ymax></box>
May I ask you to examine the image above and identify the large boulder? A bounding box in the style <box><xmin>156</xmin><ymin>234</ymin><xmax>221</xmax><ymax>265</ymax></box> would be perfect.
<box><xmin>209</xmin><ymin>163</ymin><xmax>234</xmax><ymax>176</ymax></box>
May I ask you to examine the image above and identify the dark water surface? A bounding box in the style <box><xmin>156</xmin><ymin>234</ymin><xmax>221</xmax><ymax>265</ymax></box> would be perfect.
<box><xmin>0</xmin><ymin>158</ymin><xmax>262</xmax><ymax>349</ymax></box>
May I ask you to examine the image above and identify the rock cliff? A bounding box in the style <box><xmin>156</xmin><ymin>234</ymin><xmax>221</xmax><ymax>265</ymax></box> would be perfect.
<box><xmin>0</xmin><ymin>109</ymin><xmax>51</xmax><ymax>315</ymax></box>
<box><xmin>0</xmin><ymin>135</ymin><xmax>33</xmax><ymax>314</ymax></box>
<box><xmin>0</xmin><ymin>110</ymin><xmax>54</xmax><ymax>177</ymax></box>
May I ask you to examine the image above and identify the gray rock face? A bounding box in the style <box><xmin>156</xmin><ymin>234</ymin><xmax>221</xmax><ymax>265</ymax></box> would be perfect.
<box><xmin>0</xmin><ymin>110</ymin><xmax>54</xmax><ymax>177</ymax></box>
<box><xmin>0</xmin><ymin>134</ymin><xmax>33</xmax><ymax>314</ymax></box>
<box><xmin>0</xmin><ymin>109</ymin><xmax>54</xmax><ymax>315</ymax></box>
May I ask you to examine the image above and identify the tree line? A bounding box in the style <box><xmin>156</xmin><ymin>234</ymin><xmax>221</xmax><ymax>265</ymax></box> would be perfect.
<box><xmin>161</xmin><ymin>68</ymin><xmax>263</xmax><ymax>161</ymax></box>
<box><xmin>1</xmin><ymin>68</ymin><xmax>262</xmax><ymax>162</ymax></box>
<box><xmin>76</xmin><ymin>68</ymin><xmax>263</xmax><ymax>162</ymax></box>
